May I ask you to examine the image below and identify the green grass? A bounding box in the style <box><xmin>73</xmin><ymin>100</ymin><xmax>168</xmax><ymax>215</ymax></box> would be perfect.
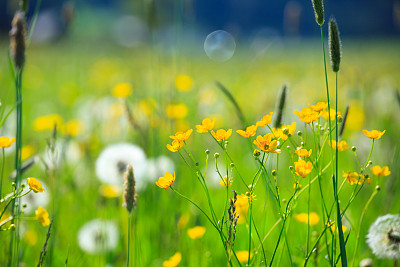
<box><xmin>0</xmin><ymin>36</ymin><xmax>399</xmax><ymax>266</ymax></box>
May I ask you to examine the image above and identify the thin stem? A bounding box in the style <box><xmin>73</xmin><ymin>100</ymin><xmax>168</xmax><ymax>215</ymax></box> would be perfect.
<box><xmin>1</xmin><ymin>148</ymin><xmax>5</xmax><ymax>198</ymax></box>
<box><xmin>127</xmin><ymin>214</ymin><xmax>131</xmax><ymax>267</ymax></box>
<box><xmin>351</xmin><ymin>188</ymin><xmax>379</xmax><ymax>267</ymax></box>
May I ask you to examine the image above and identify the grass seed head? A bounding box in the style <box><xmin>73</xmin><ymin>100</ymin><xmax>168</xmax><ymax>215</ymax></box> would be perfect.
<box><xmin>329</xmin><ymin>18</ymin><xmax>342</xmax><ymax>72</ymax></box>
<box><xmin>9</xmin><ymin>11</ymin><xmax>26</xmax><ymax>71</ymax></box>
<box><xmin>311</xmin><ymin>0</ymin><xmax>325</xmax><ymax>25</ymax></box>
<box><xmin>123</xmin><ymin>165</ymin><xmax>136</xmax><ymax>213</ymax></box>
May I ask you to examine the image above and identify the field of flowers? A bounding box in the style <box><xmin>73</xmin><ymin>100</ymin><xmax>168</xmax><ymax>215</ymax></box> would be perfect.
<box><xmin>0</xmin><ymin>1</ymin><xmax>400</xmax><ymax>266</ymax></box>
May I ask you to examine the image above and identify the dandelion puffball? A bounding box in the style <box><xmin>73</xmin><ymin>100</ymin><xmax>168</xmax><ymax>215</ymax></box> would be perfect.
<box><xmin>77</xmin><ymin>219</ymin><xmax>119</xmax><ymax>255</ymax></box>
<box><xmin>366</xmin><ymin>214</ymin><xmax>400</xmax><ymax>259</ymax></box>
<box><xmin>95</xmin><ymin>143</ymin><xmax>147</xmax><ymax>189</ymax></box>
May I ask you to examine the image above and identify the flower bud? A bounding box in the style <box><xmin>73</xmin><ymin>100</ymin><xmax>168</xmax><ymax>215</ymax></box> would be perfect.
<box><xmin>214</xmin><ymin>153</ymin><xmax>220</xmax><ymax>159</ymax></box>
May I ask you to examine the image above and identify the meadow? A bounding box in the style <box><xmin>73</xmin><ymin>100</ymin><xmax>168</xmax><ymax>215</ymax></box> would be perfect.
<box><xmin>0</xmin><ymin>4</ymin><xmax>400</xmax><ymax>266</ymax></box>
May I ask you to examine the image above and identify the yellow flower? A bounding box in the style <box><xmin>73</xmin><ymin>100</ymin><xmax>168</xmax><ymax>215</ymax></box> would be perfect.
<box><xmin>253</xmin><ymin>133</ymin><xmax>281</xmax><ymax>153</ymax></box>
<box><xmin>236</xmin><ymin>125</ymin><xmax>257</xmax><ymax>138</ymax></box>
<box><xmin>63</xmin><ymin>119</ymin><xmax>85</xmax><ymax>137</ymax></box>
<box><xmin>362</xmin><ymin>129</ymin><xmax>386</xmax><ymax>140</ymax></box>
<box><xmin>330</xmin><ymin>224</ymin><xmax>348</xmax><ymax>234</ymax></box>
<box><xmin>308</xmin><ymin>102</ymin><xmax>328</xmax><ymax>112</ymax></box>
<box><xmin>177</xmin><ymin>214</ymin><xmax>189</xmax><ymax>229</ymax></box>
<box><xmin>169</xmin><ymin>129</ymin><xmax>193</xmax><ymax>142</ymax></box>
<box><xmin>295</xmin><ymin>212</ymin><xmax>320</xmax><ymax>226</ymax></box>
<box><xmin>320</xmin><ymin>108</ymin><xmax>342</xmax><ymax>121</ymax></box>
<box><xmin>196</xmin><ymin>118</ymin><xmax>216</xmax><ymax>133</ymax></box>
<box><xmin>33</xmin><ymin>114</ymin><xmax>63</xmax><ymax>132</ymax></box>
<box><xmin>235</xmin><ymin>194</ymin><xmax>249</xmax><ymax>224</ymax></box>
<box><xmin>219</xmin><ymin>176</ymin><xmax>233</xmax><ymax>186</ymax></box>
<box><xmin>236</xmin><ymin>251</ymin><xmax>253</xmax><ymax>263</ymax></box>
<box><xmin>211</xmin><ymin>129</ymin><xmax>232</xmax><ymax>141</ymax></box>
<box><xmin>296</xmin><ymin>148</ymin><xmax>312</xmax><ymax>158</ymax></box>
<box><xmin>27</xmin><ymin>177</ymin><xmax>44</xmax><ymax>193</ymax></box>
<box><xmin>175</xmin><ymin>74</ymin><xmax>193</xmax><ymax>91</ymax></box>
<box><xmin>187</xmin><ymin>226</ymin><xmax>206</xmax><ymax>239</ymax></box>
<box><xmin>24</xmin><ymin>230</ymin><xmax>38</xmax><ymax>246</ymax></box>
<box><xmin>328</xmin><ymin>140</ymin><xmax>350</xmax><ymax>151</ymax></box>
<box><xmin>21</xmin><ymin>144</ymin><xmax>35</xmax><ymax>161</ymax></box>
<box><xmin>342</xmin><ymin>171</ymin><xmax>371</xmax><ymax>185</ymax></box>
<box><xmin>294</xmin><ymin>160</ymin><xmax>313</xmax><ymax>178</ymax></box>
<box><xmin>166</xmin><ymin>104</ymin><xmax>188</xmax><ymax>119</ymax></box>
<box><xmin>272</xmin><ymin>122</ymin><xmax>296</xmax><ymax>140</ymax></box>
<box><xmin>163</xmin><ymin>252</ymin><xmax>182</xmax><ymax>267</ymax></box>
<box><xmin>256</xmin><ymin>112</ymin><xmax>273</xmax><ymax>127</ymax></box>
<box><xmin>0</xmin><ymin>137</ymin><xmax>16</xmax><ymax>148</ymax></box>
<box><xmin>35</xmin><ymin>207</ymin><xmax>50</xmax><ymax>226</ymax></box>
<box><xmin>293</xmin><ymin>107</ymin><xmax>320</xmax><ymax>123</ymax></box>
<box><xmin>99</xmin><ymin>185</ymin><xmax>121</xmax><ymax>198</ymax></box>
<box><xmin>166</xmin><ymin>140</ymin><xmax>184</xmax><ymax>152</ymax></box>
<box><xmin>156</xmin><ymin>171</ymin><xmax>175</xmax><ymax>189</ymax></box>
<box><xmin>112</xmin><ymin>82</ymin><xmax>132</xmax><ymax>98</ymax></box>
<box><xmin>371</xmin><ymin>165</ymin><xmax>391</xmax><ymax>177</ymax></box>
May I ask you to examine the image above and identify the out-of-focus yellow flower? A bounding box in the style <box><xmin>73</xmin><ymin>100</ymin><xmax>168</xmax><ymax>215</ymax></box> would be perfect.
<box><xmin>99</xmin><ymin>185</ymin><xmax>121</xmax><ymax>198</ymax></box>
<box><xmin>211</xmin><ymin>129</ymin><xmax>232</xmax><ymax>141</ymax></box>
<box><xmin>156</xmin><ymin>171</ymin><xmax>175</xmax><ymax>189</ymax></box>
<box><xmin>236</xmin><ymin>251</ymin><xmax>253</xmax><ymax>263</ymax></box>
<box><xmin>196</xmin><ymin>118</ymin><xmax>216</xmax><ymax>133</ymax></box>
<box><xmin>346</xmin><ymin>104</ymin><xmax>364</xmax><ymax>131</ymax></box>
<box><xmin>294</xmin><ymin>160</ymin><xmax>312</xmax><ymax>178</ymax></box>
<box><xmin>21</xmin><ymin>145</ymin><xmax>35</xmax><ymax>161</ymax></box>
<box><xmin>320</xmin><ymin>108</ymin><xmax>342</xmax><ymax>121</ymax></box>
<box><xmin>27</xmin><ymin>177</ymin><xmax>44</xmax><ymax>193</ymax></box>
<box><xmin>138</xmin><ymin>99</ymin><xmax>157</xmax><ymax>116</ymax></box>
<box><xmin>219</xmin><ymin>176</ymin><xmax>233</xmax><ymax>186</ymax></box>
<box><xmin>256</xmin><ymin>112</ymin><xmax>273</xmax><ymax>127</ymax></box>
<box><xmin>112</xmin><ymin>83</ymin><xmax>132</xmax><ymax>98</ymax></box>
<box><xmin>187</xmin><ymin>226</ymin><xmax>206</xmax><ymax>239</ymax></box>
<box><xmin>309</xmin><ymin>102</ymin><xmax>328</xmax><ymax>112</ymax></box>
<box><xmin>63</xmin><ymin>119</ymin><xmax>85</xmax><ymax>137</ymax></box>
<box><xmin>109</xmin><ymin>102</ymin><xmax>125</xmax><ymax>118</ymax></box>
<box><xmin>296</xmin><ymin>149</ymin><xmax>312</xmax><ymax>158</ymax></box>
<box><xmin>362</xmin><ymin>129</ymin><xmax>385</xmax><ymax>140</ymax></box>
<box><xmin>33</xmin><ymin>114</ymin><xmax>63</xmax><ymax>132</ymax></box>
<box><xmin>177</xmin><ymin>214</ymin><xmax>189</xmax><ymax>229</ymax></box>
<box><xmin>295</xmin><ymin>212</ymin><xmax>320</xmax><ymax>226</ymax></box>
<box><xmin>198</xmin><ymin>89</ymin><xmax>217</xmax><ymax>105</ymax></box>
<box><xmin>343</xmin><ymin>171</ymin><xmax>371</xmax><ymax>185</ymax></box>
<box><xmin>236</xmin><ymin>125</ymin><xmax>257</xmax><ymax>138</ymax></box>
<box><xmin>236</xmin><ymin>194</ymin><xmax>249</xmax><ymax>224</ymax></box>
<box><xmin>328</xmin><ymin>140</ymin><xmax>350</xmax><ymax>151</ymax></box>
<box><xmin>167</xmin><ymin>140</ymin><xmax>184</xmax><ymax>152</ymax></box>
<box><xmin>293</xmin><ymin>107</ymin><xmax>320</xmax><ymax>123</ymax></box>
<box><xmin>371</xmin><ymin>165</ymin><xmax>391</xmax><ymax>177</ymax></box>
<box><xmin>166</xmin><ymin>104</ymin><xmax>188</xmax><ymax>119</ymax></box>
<box><xmin>169</xmin><ymin>129</ymin><xmax>193</xmax><ymax>142</ymax></box>
<box><xmin>35</xmin><ymin>207</ymin><xmax>50</xmax><ymax>226</ymax></box>
<box><xmin>0</xmin><ymin>137</ymin><xmax>16</xmax><ymax>148</ymax></box>
<box><xmin>24</xmin><ymin>230</ymin><xmax>38</xmax><ymax>246</ymax></box>
<box><xmin>330</xmin><ymin>224</ymin><xmax>348</xmax><ymax>234</ymax></box>
<box><xmin>175</xmin><ymin>74</ymin><xmax>193</xmax><ymax>91</ymax></box>
<box><xmin>163</xmin><ymin>252</ymin><xmax>181</xmax><ymax>267</ymax></box>
<box><xmin>253</xmin><ymin>133</ymin><xmax>280</xmax><ymax>153</ymax></box>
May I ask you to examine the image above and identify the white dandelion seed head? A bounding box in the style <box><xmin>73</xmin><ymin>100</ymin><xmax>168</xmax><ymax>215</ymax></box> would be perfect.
<box><xmin>95</xmin><ymin>143</ymin><xmax>147</xmax><ymax>189</ymax></box>
<box><xmin>146</xmin><ymin>155</ymin><xmax>175</xmax><ymax>182</ymax></box>
<box><xmin>366</xmin><ymin>214</ymin><xmax>400</xmax><ymax>259</ymax></box>
<box><xmin>77</xmin><ymin>219</ymin><xmax>119</xmax><ymax>255</ymax></box>
<box><xmin>21</xmin><ymin>179</ymin><xmax>50</xmax><ymax>214</ymax></box>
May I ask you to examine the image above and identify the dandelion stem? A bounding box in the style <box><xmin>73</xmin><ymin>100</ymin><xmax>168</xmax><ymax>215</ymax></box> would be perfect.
<box><xmin>351</xmin><ymin>188</ymin><xmax>379</xmax><ymax>267</ymax></box>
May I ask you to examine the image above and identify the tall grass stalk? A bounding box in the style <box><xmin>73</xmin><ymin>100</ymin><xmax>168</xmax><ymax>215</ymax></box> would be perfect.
<box><xmin>319</xmin><ymin>25</ymin><xmax>347</xmax><ymax>266</ymax></box>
